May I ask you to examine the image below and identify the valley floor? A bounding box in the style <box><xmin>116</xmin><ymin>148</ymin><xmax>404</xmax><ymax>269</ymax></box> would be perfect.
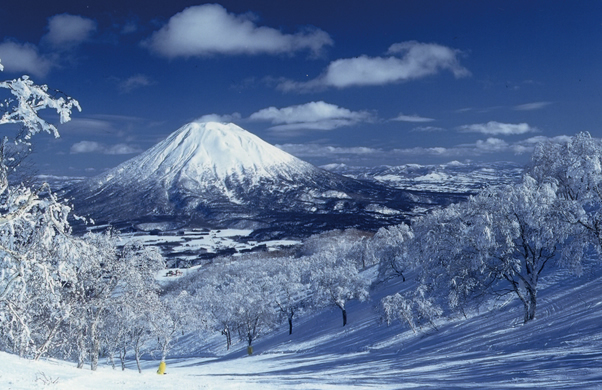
<box><xmin>4</xmin><ymin>264</ymin><xmax>602</xmax><ymax>389</ymax></box>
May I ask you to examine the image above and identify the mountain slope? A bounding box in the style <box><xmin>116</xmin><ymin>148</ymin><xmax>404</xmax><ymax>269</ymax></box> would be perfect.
<box><xmin>4</xmin><ymin>261</ymin><xmax>602</xmax><ymax>388</ymax></box>
<box><xmin>67</xmin><ymin>122</ymin><xmax>456</xmax><ymax>236</ymax></box>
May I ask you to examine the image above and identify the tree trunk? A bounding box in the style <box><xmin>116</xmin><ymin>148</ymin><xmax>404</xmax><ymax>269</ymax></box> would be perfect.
<box><xmin>222</xmin><ymin>328</ymin><xmax>231</xmax><ymax>350</ymax></box>
<box><xmin>119</xmin><ymin>346</ymin><xmax>126</xmax><ymax>371</ymax></box>
<box><xmin>90</xmin><ymin>337</ymin><xmax>100</xmax><ymax>371</ymax></box>
<box><xmin>90</xmin><ymin>320</ymin><xmax>100</xmax><ymax>371</ymax></box>
<box><xmin>76</xmin><ymin>331</ymin><xmax>86</xmax><ymax>369</ymax></box>
<box><xmin>34</xmin><ymin>319</ymin><xmax>62</xmax><ymax>361</ymax></box>
<box><xmin>342</xmin><ymin>308</ymin><xmax>347</xmax><ymax>327</ymax></box>
<box><xmin>107</xmin><ymin>352</ymin><xmax>115</xmax><ymax>370</ymax></box>
<box><xmin>135</xmin><ymin>348</ymin><xmax>142</xmax><ymax>374</ymax></box>
<box><xmin>523</xmin><ymin>287</ymin><xmax>537</xmax><ymax>323</ymax></box>
<box><xmin>288</xmin><ymin>316</ymin><xmax>293</xmax><ymax>335</ymax></box>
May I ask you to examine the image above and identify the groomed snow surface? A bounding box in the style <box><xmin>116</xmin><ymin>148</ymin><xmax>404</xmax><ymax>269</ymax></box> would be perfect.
<box><xmin>4</xmin><ymin>261</ymin><xmax>602</xmax><ymax>389</ymax></box>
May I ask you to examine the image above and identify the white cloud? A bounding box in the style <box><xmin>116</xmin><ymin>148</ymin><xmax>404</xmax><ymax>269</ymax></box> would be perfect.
<box><xmin>121</xmin><ymin>20</ymin><xmax>139</xmax><ymax>35</ymax></box>
<box><xmin>458</xmin><ymin>121</ymin><xmax>538</xmax><ymax>136</ymax></box>
<box><xmin>0</xmin><ymin>41</ymin><xmax>53</xmax><ymax>77</ymax></box>
<box><xmin>70</xmin><ymin>141</ymin><xmax>141</xmax><ymax>155</ymax></box>
<box><xmin>249</xmin><ymin>101</ymin><xmax>372</xmax><ymax>131</ymax></box>
<box><xmin>43</xmin><ymin>14</ymin><xmax>97</xmax><ymax>49</ymax></box>
<box><xmin>195</xmin><ymin>112</ymin><xmax>242</xmax><ymax>123</ymax></box>
<box><xmin>513</xmin><ymin>101</ymin><xmax>552</xmax><ymax>111</ymax></box>
<box><xmin>391</xmin><ymin>113</ymin><xmax>434</xmax><ymax>122</ymax></box>
<box><xmin>70</xmin><ymin>141</ymin><xmax>103</xmax><ymax>154</ymax></box>
<box><xmin>475</xmin><ymin>138</ymin><xmax>509</xmax><ymax>152</ymax></box>
<box><xmin>276</xmin><ymin>135</ymin><xmax>575</xmax><ymax>164</ymax></box>
<box><xmin>279</xmin><ymin>41</ymin><xmax>469</xmax><ymax>91</ymax></box>
<box><xmin>144</xmin><ymin>4</ymin><xmax>332</xmax><ymax>58</ymax></box>
<box><xmin>276</xmin><ymin>143</ymin><xmax>380</xmax><ymax>157</ymax></box>
<box><xmin>105</xmin><ymin>144</ymin><xmax>142</xmax><ymax>155</ymax></box>
<box><xmin>119</xmin><ymin>74</ymin><xmax>154</xmax><ymax>93</ymax></box>
<box><xmin>411</xmin><ymin>126</ymin><xmax>445</xmax><ymax>132</ymax></box>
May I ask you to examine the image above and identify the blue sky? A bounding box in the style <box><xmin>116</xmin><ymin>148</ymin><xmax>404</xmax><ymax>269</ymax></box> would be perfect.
<box><xmin>1</xmin><ymin>0</ymin><xmax>601</xmax><ymax>176</ymax></box>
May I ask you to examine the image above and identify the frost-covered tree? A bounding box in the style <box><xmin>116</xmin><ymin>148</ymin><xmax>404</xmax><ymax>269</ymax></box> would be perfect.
<box><xmin>529</xmin><ymin>132</ymin><xmax>602</xmax><ymax>256</ymax></box>
<box><xmin>415</xmin><ymin>176</ymin><xmax>580</xmax><ymax>324</ymax></box>
<box><xmin>0</xmin><ymin>56</ymin><xmax>81</xmax><ymax>358</ymax></box>
<box><xmin>62</xmin><ymin>234</ymin><xmax>164</xmax><ymax>370</ymax></box>
<box><xmin>150</xmin><ymin>290</ymin><xmax>189</xmax><ymax>364</ymax></box>
<box><xmin>98</xmin><ymin>242</ymin><xmax>164</xmax><ymax>372</ymax></box>
<box><xmin>310</xmin><ymin>251</ymin><xmax>369</xmax><ymax>327</ymax></box>
<box><xmin>372</xmin><ymin>223</ymin><xmax>414</xmax><ymax>282</ymax></box>
<box><xmin>381</xmin><ymin>285</ymin><xmax>442</xmax><ymax>333</ymax></box>
<box><xmin>269</xmin><ymin>256</ymin><xmax>312</xmax><ymax>335</ymax></box>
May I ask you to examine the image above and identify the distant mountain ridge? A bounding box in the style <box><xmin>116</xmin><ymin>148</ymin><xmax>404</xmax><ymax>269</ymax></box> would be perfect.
<box><xmin>321</xmin><ymin>161</ymin><xmax>524</xmax><ymax>193</ymax></box>
<box><xmin>66</xmin><ymin>122</ymin><xmax>457</xmax><ymax>237</ymax></box>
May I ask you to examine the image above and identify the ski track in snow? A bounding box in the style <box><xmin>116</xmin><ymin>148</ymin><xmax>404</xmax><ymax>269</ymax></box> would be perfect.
<box><xmin>4</xmin><ymin>261</ymin><xmax>602</xmax><ymax>389</ymax></box>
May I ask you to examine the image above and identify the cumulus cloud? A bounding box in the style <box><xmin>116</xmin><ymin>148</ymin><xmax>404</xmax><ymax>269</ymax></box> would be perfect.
<box><xmin>0</xmin><ymin>41</ymin><xmax>53</xmax><ymax>77</ymax></box>
<box><xmin>43</xmin><ymin>14</ymin><xmax>97</xmax><ymax>49</ymax></box>
<box><xmin>475</xmin><ymin>137</ymin><xmax>509</xmax><ymax>152</ymax></box>
<box><xmin>118</xmin><ymin>74</ymin><xmax>155</xmax><ymax>93</ymax></box>
<box><xmin>195</xmin><ymin>112</ymin><xmax>242</xmax><ymax>123</ymax></box>
<box><xmin>458</xmin><ymin>121</ymin><xmax>538</xmax><ymax>136</ymax></box>
<box><xmin>279</xmin><ymin>41</ymin><xmax>469</xmax><ymax>91</ymax></box>
<box><xmin>70</xmin><ymin>141</ymin><xmax>141</xmax><ymax>155</ymax></box>
<box><xmin>513</xmin><ymin>101</ymin><xmax>552</xmax><ymax>111</ymax></box>
<box><xmin>249</xmin><ymin>101</ymin><xmax>372</xmax><ymax>131</ymax></box>
<box><xmin>391</xmin><ymin>113</ymin><xmax>434</xmax><ymax>122</ymax></box>
<box><xmin>144</xmin><ymin>4</ymin><xmax>332</xmax><ymax>58</ymax></box>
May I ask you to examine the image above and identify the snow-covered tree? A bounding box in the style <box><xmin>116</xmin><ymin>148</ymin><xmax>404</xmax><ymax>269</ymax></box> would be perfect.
<box><xmin>372</xmin><ymin>223</ymin><xmax>414</xmax><ymax>282</ymax></box>
<box><xmin>414</xmin><ymin>175</ymin><xmax>581</xmax><ymax>324</ymax></box>
<box><xmin>98</xmin><ymin>242</ymin><xmax>164</xmax><ymax>372</ymax></box>
<box><xmin>0</xmin><ymin>56</ymin><xmax>81</xmax><ymax>359</ymax></box>
<box><xmin>269</xmin><ymin>256</ymin><xmax>312</xmax><ymax>335</ymax></box>
<box><xmin>61</xmin><ymin>233</ymin><xmax>164</xmax><ymax>370</ymax></box>
<box><xmin>381</xmin><ymin>285</ymin><xmax>442</xmax><ymax>333</ymax></box>
<box><xmin>310</xmin><ymin>251</ymin><xmax>369</xmax><ymax>327</ymax></box>
<box><xmin>529</xmin><ymin>132</ymin><xmax>602</xmax><ymax>256</ymax></box>
<box><xmin>150</xmin><ymin>290</ymin><xmax>189</xmax><ymax>364</ymax></box>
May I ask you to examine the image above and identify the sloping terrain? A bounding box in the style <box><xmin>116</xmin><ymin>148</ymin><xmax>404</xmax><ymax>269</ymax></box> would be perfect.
<box><xmin>6</xmin><ymin>260</ymin><xmax>602</xmax><ymax>389</ymax></box>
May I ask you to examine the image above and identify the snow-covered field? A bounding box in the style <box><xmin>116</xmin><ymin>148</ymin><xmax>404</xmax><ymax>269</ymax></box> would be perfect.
<box><xmin>5</xmin><ymin>260</ymin><xmax>602</xmax><ymax>389</ymax></box>
<box><xmin>119</xmin><ymin>228</ymin><xmax>301</xmax><ymax>267</ymax></box>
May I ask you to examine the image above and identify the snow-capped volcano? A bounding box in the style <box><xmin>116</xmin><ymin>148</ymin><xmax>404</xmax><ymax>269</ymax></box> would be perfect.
<box><xmin>99</xmin><ymin>121</ymin><xmax>315</xmax><ymax>193</ymax></box>
<box><xmin>66</xmin><ymin>122</ymin><xmax>452</xmax><ymax>236</ymax></box>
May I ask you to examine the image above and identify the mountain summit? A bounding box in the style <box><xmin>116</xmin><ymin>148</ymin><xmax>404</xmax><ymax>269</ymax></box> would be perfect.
<box><xmin>66</xmin><ymin>122</ymin><xmax>446</xmax><ymax>236</ymax></box>
<box><xmin>103</xmin><ymin>121</ymin><xmax>315</xmax><ymax>189</ymax></box>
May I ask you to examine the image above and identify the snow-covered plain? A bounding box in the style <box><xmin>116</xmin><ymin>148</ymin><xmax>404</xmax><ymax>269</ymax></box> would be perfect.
<box><xmin>118</xmin><ymin>228</ymin><xmax>301</xmax><ymax>268</ymax></box>
<box><xmin>5</xmin><ymin>260</ymin><xmax>602</xmax><ymax>389</ymax></box>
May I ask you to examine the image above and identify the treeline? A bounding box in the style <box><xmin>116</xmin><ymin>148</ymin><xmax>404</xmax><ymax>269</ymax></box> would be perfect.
<box><xmin>379</xmin><ymin>132</ymin><xmax>602</xmax><ymax>329</ymax></box>
<box><xmin>166</xmin><ymin>229</ymin><xmax>373</xmax><ymax>352</ymax></box>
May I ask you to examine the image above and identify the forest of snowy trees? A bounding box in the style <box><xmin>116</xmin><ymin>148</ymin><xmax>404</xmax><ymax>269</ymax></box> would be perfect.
<box><xmin>2</xmin><ymin>55</ymin><xmax>602</xmax><ymax>373</ymax></box>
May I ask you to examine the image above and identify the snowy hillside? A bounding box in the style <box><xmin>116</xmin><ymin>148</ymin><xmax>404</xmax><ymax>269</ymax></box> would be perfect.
<box><xmin>5</xmin><ymin>260</ymin><xmax>602</xmax><ymax>389</ymax></box>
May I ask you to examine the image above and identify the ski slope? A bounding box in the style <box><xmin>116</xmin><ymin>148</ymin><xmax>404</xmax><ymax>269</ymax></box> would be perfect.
<box><xmin>3</xmin><ymin>261</ymin><xmax>602</xmax><ymax>389</ymax></box>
